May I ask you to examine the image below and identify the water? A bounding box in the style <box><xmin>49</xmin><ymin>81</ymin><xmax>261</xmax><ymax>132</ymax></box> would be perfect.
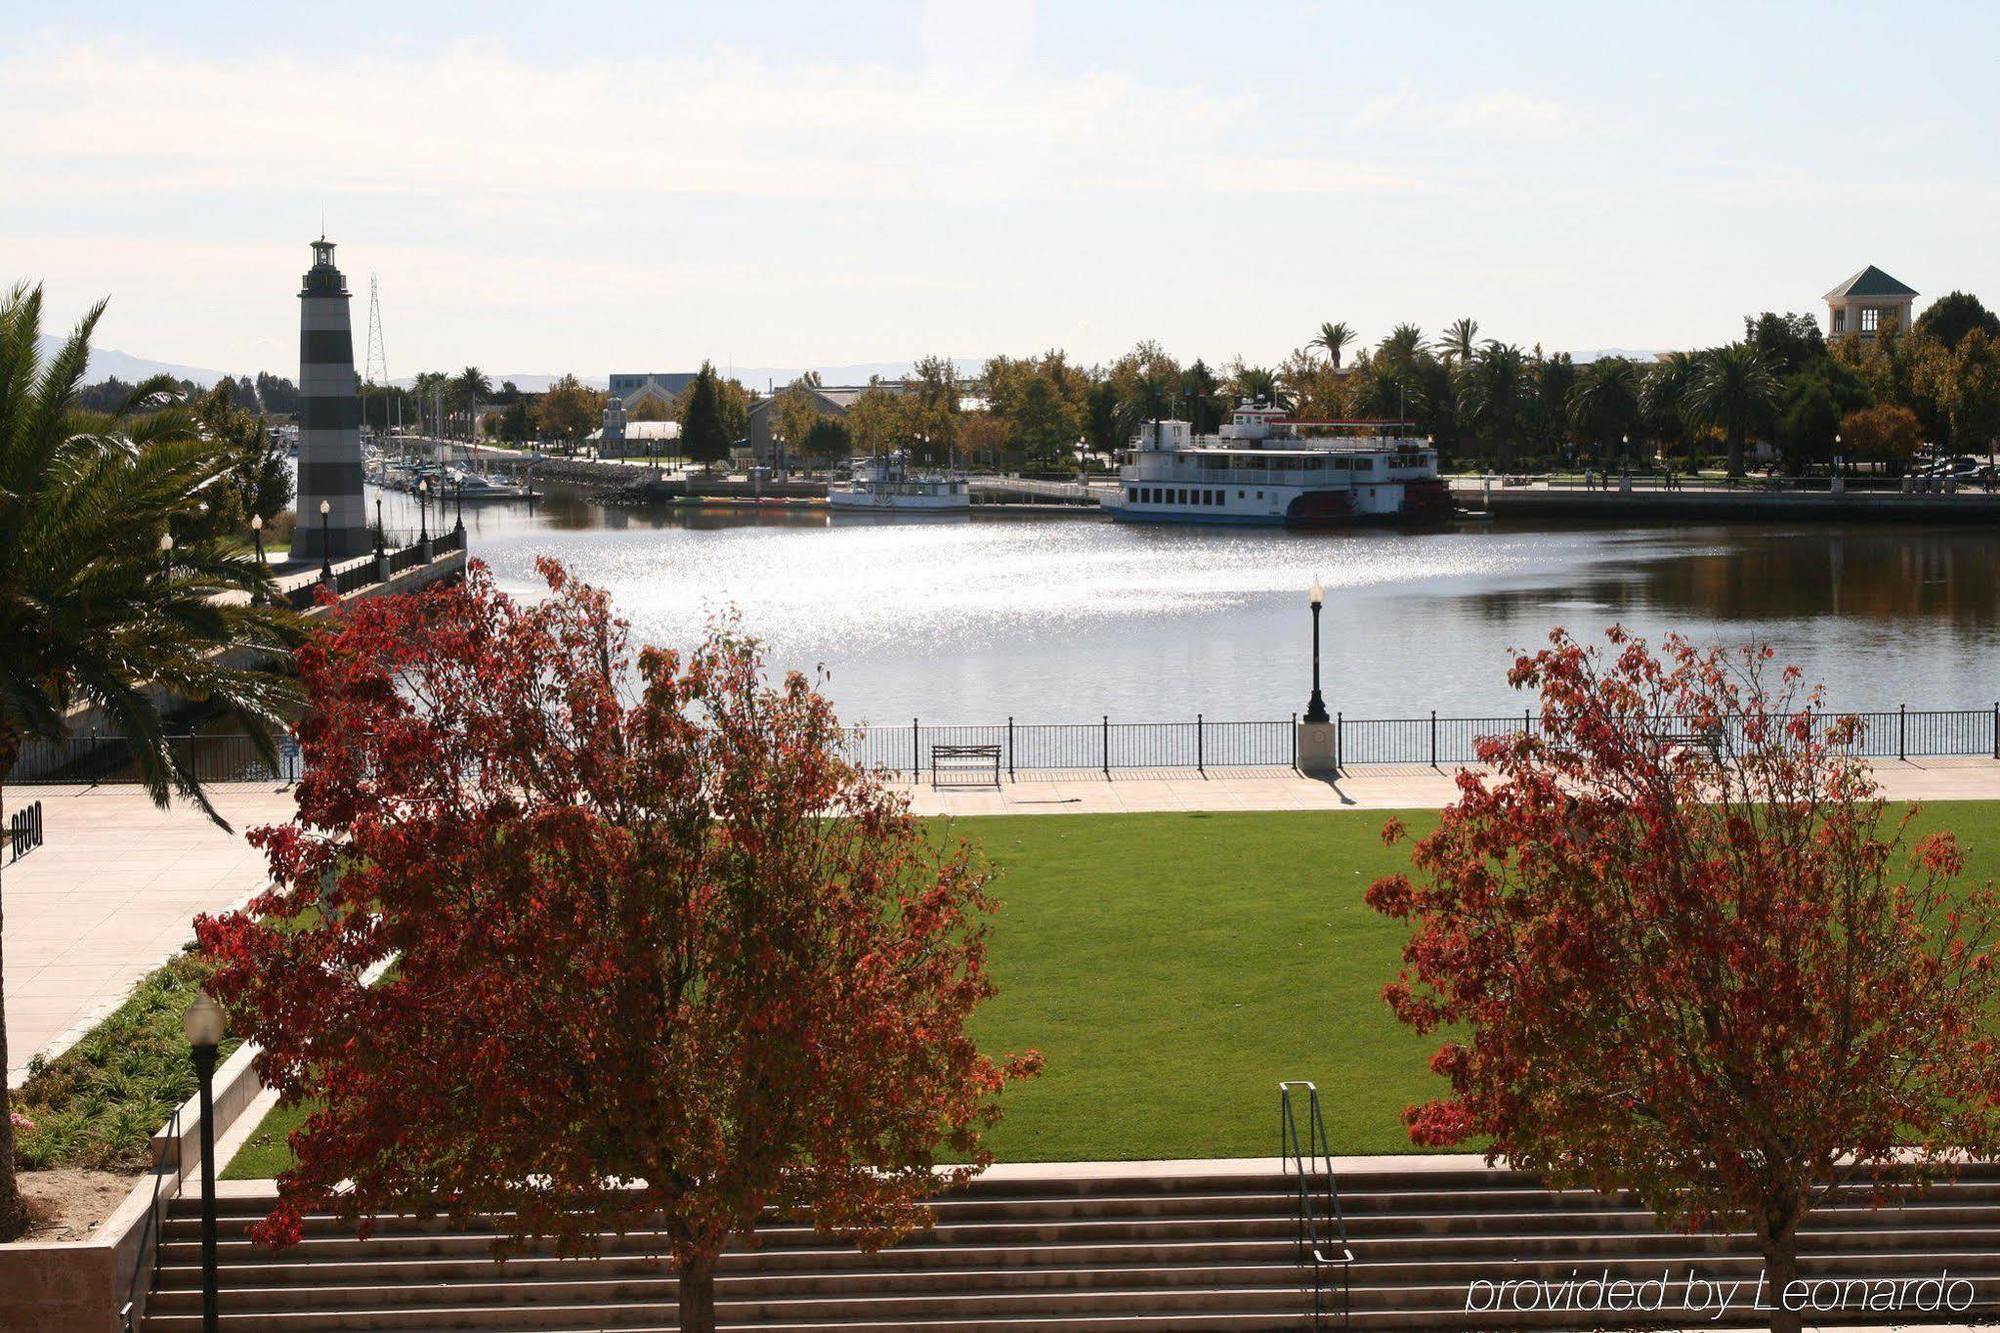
<box><xmin>375</xmin><ymin>485</ymin><xmax>2000</xmax><ymax>726</ymax></box>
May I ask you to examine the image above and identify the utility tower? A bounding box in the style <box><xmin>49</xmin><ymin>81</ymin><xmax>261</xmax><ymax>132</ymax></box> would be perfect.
<box><xmin>363</xmin><ymin>272</ymin><xmax>396</xmax><ymax>433</ymax></box>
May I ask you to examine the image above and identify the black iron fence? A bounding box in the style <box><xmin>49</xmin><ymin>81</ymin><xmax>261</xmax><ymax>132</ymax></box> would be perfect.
<box><xmin>845</xmin><ymin>717</ymin><xmax>1301</xmax><ymax>778</ymax></box>
<box><xmin>849</xmin><ymin>706</ymin><xmax>2000</xmax><ymax>777</ymax></box>
<box><xmin>280</xmin><ymin>527</ymin><xmax>465</xmax><ymax>609</ymax></box>
<box><xmin>8</xmin><ymin>733</ymin><xmax>302</xmax><ymax>788</ymax></box>
<box><xmin>9</xmin><ymin>705</ymin><xmax>1999</xmax><ymax>788</ymax></box>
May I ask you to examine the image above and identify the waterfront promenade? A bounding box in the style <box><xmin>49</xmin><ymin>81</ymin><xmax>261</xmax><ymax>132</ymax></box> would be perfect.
<box><xmin>1453</xmin><ymin>474</ymin><xmax>2000</xmax><ymax>523</ymax></box>
<box><xmin>895</xmin><ymin>754</ymin><xmax>2000</xmax><ymax>814</ymax></box>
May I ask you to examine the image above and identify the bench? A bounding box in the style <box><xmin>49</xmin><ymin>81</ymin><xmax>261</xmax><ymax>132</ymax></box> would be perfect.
<box><xmin>931</xmin><ymin>743</ymin><xmax>1002</xmax><ymax>789</ymax></box>
<box><xmin>1645</xmin><ymin>728</ymin><xmax>1724</xmax><ymax>762</ymax></box>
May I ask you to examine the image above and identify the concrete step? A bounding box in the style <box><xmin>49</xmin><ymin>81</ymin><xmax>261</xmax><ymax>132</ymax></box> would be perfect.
<box><xmin>145</xmin><ymin>1304</ymin><xmax>1312</xmax><ymax>1328</ymax></box>
<box><xmin>146</xmin><ymin>1260</ymin><xmax>1302</xmax><ymax>1308</ymax></box>
<box><xmin>151</xmin><ymin>1236</ymin><xmax>1303</xmax><ymax>1286</ymax></box>
<box><xmin>145</xmin><ymin>1164</ymin><xmax>2000</xmax><ymax>1332</ymax></box>
<box><xmin>139</xmin><ymin>1284</ymin><xmax>1313</xmax><ymax>1330</ymax></box>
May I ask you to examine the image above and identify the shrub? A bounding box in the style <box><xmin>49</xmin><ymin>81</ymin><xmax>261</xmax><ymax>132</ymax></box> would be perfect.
<box><xmin>10</xmin><ymin>950</ymin><xmax>238</xmax><ymax>1173</ymax></box>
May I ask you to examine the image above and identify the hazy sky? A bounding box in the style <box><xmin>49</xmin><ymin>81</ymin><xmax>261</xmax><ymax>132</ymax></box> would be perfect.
<box><xmin>6</xmin><ymin>0</ymin><xmax>1995</xmax><ymax>379</ymax></box>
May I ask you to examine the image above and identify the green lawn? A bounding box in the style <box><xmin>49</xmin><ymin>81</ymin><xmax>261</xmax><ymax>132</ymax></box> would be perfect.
<box><xmin>963</xmin><ymin>810</ymin><xmax>1444</xmax><ymax>1161</ymax></box>
<box><xmin>219</xmin><ymin>802</ymin><xmax>2000</xmax><ymax>1175</ymax></box>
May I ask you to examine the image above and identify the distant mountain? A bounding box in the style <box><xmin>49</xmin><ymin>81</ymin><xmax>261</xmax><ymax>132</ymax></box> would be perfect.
<box><xmin>35</xmin><ymin>334</ymin><xmax>227</xmax><ymax>387</ymax></box>
<box><xmin>1566</xmin><ymin>347</ymin><xmax>1665</xmax><ymax>364</ymax></box>
<box><xmin>728</xmin><ymin>362</ymin><xmax>919</xmax><ymax>392</ymax></box>
<box><xmin>458</xmin><ymin>363</ymin><xmax>923</xmax><ymax>396</ymax></box>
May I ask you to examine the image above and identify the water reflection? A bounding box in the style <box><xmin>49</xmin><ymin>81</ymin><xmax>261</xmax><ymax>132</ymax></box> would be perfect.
<box><xmin>373</xmin><ymin>484</ymin><xmax>2000</xmax><ymax>722</ymax></box>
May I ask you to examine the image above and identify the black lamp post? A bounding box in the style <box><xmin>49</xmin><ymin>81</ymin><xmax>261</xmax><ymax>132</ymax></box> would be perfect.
<box><xmin>374</xmin><ymin>497</ymin><xmax>385</xmax><ymax>556</ymax></box>
<box><xmin>183</xmin><ymin>990</ymin><xmax>227</xmax><ymax>1333</ymax></box>
<box><xmin>1303</xmin><ymin>579</ymin><xmax>1330</xmax><ymax>724</ymax></box>
<box><xmin>455</xmin><ymin>478</ymin><xmax>465</xmax><ymax>533</ymax></box>
<box><xmin>159</xmin><ymin>531</ymin><xmax>174</xmax><ymax>580</ymax></box>
<box><xmin>417</xmin><ymin>478</ymin><xmax>430</xmax><ymax>544</ymax></box>
<box><xmin>317</xmin><ymin>500</ymin><xmax>332</xmax><ymax>580</ymax></box>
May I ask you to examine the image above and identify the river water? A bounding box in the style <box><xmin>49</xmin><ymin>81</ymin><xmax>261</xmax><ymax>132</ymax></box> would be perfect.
<box><xmin>374</xmin><ymin>485</ymin><xmax>1999</xmax><ymax>726</ymax></box>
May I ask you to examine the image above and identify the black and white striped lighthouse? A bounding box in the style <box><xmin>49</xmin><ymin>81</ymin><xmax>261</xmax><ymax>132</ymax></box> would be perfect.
<box><xmin>295</xmin><ymin>237</ymin><xmax>367</xmax><ymax>561</ymax></box>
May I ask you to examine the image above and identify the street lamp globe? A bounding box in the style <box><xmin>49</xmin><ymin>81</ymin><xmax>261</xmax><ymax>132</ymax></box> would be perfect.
<box><xmin>182</xmin><ymin>990</ymin><xmax>226</xmax><ymax>1048</ymax></box>
<box><xmin>1308</xmin><ymin>579</ymin><xmax>1324</xmax><ymax>608</ymax></box>
<box><xmin>250</xmin><ymin>514</ymin><xmax>262</xmax><ymax>532</ymax></box>
<box><xmin>159</xmin><ymin>532</ymin><xmax>174</xmax><ymax>553</ymax></box>
<box><xmin>318</xmin><ymin>500</ymin><xmax>330</xmax><ymax>516</ymax></box>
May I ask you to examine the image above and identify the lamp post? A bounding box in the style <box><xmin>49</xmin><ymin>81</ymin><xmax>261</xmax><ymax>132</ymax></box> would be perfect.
<box><xmin>249</xmin><ymin>516</ymin><xmax>265</xmax><ymax>602</ymax></box>
<box><xmin>417</xmin><ymin>478</ymin><xmax>430</xmax><ymax>544</ymax></box>
<box><xmin>374</xmin><ymin>497</ymin><xmax>385</xmax><ymax>556</ymax></box>
<box><xmin>159</xmin><ymin>531</ymin><xmax>174</xmax><ymax>580</ymax></box>
<box><xmin>183</xmin><ymin>990</ymin><xmax>227</xmax><ymax>1333</ymax></box>
<box><xmin>1303</xmin><ymin>580</ymin><xmax>1329</xmax><ymax>724</ymax></box>
<box><xmin>317</xmin><ymin>500</ymin><xmax>332</xmax><ymax>580</ymax></box>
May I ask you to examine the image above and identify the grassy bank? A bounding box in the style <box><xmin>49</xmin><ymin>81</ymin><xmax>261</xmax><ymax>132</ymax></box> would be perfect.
<box><xmin>218</xmin><ymin>802</ymin><xmax>2000</xmax><ymax>1175</ymax></box>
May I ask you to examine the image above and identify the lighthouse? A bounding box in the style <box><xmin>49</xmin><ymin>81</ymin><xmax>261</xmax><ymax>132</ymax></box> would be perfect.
<box><xmin>295</xmin><ymin>237</ymin><xmax>368</xmax><ymax>561</ymax></box>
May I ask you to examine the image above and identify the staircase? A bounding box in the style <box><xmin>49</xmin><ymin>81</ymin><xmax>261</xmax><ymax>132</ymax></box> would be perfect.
<box><xmin>140</xmin><ymin>1163</ymin><xmax>2000</xmax><ymax>1330</ymax></box>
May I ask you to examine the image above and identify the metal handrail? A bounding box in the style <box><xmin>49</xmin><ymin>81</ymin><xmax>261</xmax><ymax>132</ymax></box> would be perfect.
<box><xmin>1280</xmin><ymin>1081</ymin><xmax>1352</xmax><ymax>1330</ymax></box>
<box><xmin>119</xmin><ymin>1103</ymin><xmax>183</xmax><ymax>1332</ymax></box>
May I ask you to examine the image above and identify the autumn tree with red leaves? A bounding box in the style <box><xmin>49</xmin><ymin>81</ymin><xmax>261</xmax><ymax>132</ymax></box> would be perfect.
<box><xmin>198</xmin><ymin>560</ymin><xmax>1039</xmax><ymax>1333</ymax></box>
<box><xmin>1367</xmin><ymin>627</ymin><xmax>2000</xmax><ymax>1333</ymax></box>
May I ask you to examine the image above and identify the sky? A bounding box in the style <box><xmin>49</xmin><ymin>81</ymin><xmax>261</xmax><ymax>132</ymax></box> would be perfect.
<box><xmin>4</xmin><ymin>0</ymin><xmax>1996</xmax><ymax>381</ymax></box>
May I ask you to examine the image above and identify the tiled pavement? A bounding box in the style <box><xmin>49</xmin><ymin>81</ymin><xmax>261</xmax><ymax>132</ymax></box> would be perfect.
<box><xmin>2</xmin><ymin>783</ymin><xmax>296</xmax><ymax>1084</ymax></box>
<box><xmin>7</xmin><ymin>756</ymin><xmax>2000</xmax><ymax>1082</ymax></box>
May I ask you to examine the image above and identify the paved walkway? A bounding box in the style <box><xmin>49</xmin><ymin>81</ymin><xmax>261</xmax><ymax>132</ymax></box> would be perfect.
<box><xmin>892</xmin><ymin>756</ymin><xmax>2000</xmax><ymax>817</ymax></box>
<box><xmin>2</xmin><ymin>784</ymin><xmax>296</xmax><ymax>1084</ymax></box>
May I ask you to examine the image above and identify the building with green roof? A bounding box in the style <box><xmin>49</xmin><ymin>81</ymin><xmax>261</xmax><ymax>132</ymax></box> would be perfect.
<box><xmin>1825</xmin><ymin>265</ymin><xmax>1917</xmax><ymax>340</ymax></box>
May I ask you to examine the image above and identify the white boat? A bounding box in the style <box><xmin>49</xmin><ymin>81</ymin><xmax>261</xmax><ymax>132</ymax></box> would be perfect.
<box><xmin>445</xmin><ymin>467</ymin><xmax>529</xmax><ymax>500</ymax></box>
<box><xmin>827</xmin><ymin>454</ymin><xmax>970</xmax><ymax>514</ymax></box>
<box><xmin>1106</xmin><ymin>400</ymin><xmax>1450</xmax><ymax>528</ymax></box>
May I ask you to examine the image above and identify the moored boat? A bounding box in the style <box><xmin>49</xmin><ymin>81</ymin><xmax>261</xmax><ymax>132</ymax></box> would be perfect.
<box><xmin>827</xmin><ymin>453</ymin><xmax>970</xmax><ymax>514</ymax></box>
<box><xmin>1106</xmin><ymin>400</ymin><xmax>1449</xmax><ymax>527</ymax></box>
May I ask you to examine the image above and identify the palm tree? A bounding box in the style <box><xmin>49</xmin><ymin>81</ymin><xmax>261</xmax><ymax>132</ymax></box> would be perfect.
<box><xmin>1462</xmin><ymin>342</ymin><xmax>1533</xmax><ymax>469</ymax></box>
<box><xmin>452</xmin><ymin>367</ymin><xmax>492</xmax><ymax>440</ymax></box>
<box><xmin>1566</xmin><ymin>357</ymin><xmax>1645</xmax><ymax>465</ymax></box>
<box><xmin>1309</xmin><ymin>321</ymin><xmax>1355</xmax><ymax>370</ymax></box>
<box><xmin>1685</xmin><ymin>343</ymin><xmax>1781</xmax><ymax>476</ymax></box>
<box><xmin>1444</xmin><ymin>318</ymin><xmax>1480</xmax><ymax>365</ymax></box>
<box><xmin>1113</xmin><ymin>370</ymin><xmax>1177</xmax><ymax>445</ymax></box>
<box><xmin>1642</xmin><ymin>351</ymin><xmax>1701</xmax><ymax>462</ymax></box>
<box><xmin>1377</xmin><ymin>324</ymin><xmax>1428</xmax><ymax>368</ymax></box>
<box><xmin>0</xmin><ymin>285</ymin><xmax>301</xmax><ymax>1237</ymax></box>
<box><xmin>411</xmin><ymin>370</ymin><xmax>449</xmax><ymax>437</ymax></box>
<box><xmin>1232</xmin><ymin>365</ymin><xmax>1289</xmax><ymax>408</ymax></box>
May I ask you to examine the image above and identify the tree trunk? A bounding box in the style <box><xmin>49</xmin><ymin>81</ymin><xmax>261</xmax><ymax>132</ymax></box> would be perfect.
<box><xmin>0</xmin><ymin>729</ymin><xmax>30</xmax><ymax>1241</ymax></box>
<box><xmin>1761</xmin><ymin>1229</ymin><xmax>1802</xmax><ymax>1333</ymax></box>
<box><xmin>677</xmin><ymin>1251</ymin><xmax>717</xmax><ymax>1333</ymax></box>
<box><xmin>1727</xmin><ymin>427</ymin><xmax>1746</xmax><ymax>477</ymax></box>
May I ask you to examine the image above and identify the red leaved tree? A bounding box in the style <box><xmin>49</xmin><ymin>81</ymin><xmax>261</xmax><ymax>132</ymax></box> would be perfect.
<box><xmin>1367</xmin><ymin>627</ymin><xmax>2000</xmax><ymax>1333</ymax></box>
<box><xmin>197</xmin><ymin>559</ymin><xmax>1039</xmax><ymax>1332</ymax></box>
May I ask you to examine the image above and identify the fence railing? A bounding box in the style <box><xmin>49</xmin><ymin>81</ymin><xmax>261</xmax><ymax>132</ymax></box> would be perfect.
<box><xmin>10</xmin><ymin>705</ymin><xmax>1999</xmax><ymax>788</ymax></box>
<box><xmin>279</xmin><ymin>527</ymin><xmax>464</xmax><ymax>609</ymax></box>
<box><xmin>850</xmin><ymin>706</ymin><xmax>2000</xmax><ymax>778</ymax></box>
<box><xmin>8</xmin><ymin>733</ymin><xmax>302</xmax><ymax>788</ymax></box>
<box><xmin>844</xmin><ymin>717</ymin><xmax>1301</xmax><ymax>779</ymax></box>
